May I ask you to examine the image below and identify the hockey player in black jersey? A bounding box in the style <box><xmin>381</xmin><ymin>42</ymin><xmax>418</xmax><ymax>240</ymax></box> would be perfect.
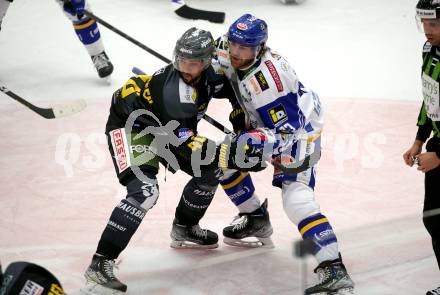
<box><xmin>404</xmin><ymin>1</ymin><xmax>440</xmax><ymax>294</ymax></box>
<box><xmin>82</xmin><ymin>27</ymin><xmax>266</xmax><ymax>294</ymax></box>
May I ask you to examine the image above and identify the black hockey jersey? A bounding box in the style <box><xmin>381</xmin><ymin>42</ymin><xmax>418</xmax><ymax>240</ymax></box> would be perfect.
<box><xmin>106</xmin><ymin>64</ymin><xmax>235</xmax><ymax>167</ymax></box>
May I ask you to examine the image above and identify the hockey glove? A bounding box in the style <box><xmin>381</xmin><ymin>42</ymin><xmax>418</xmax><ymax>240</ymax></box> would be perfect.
<box><xmin>229</xmin><ymin>106</ymin><xmax>246</xmax><ymax>134</ymax></box>
<box><xmin>217</xmin><ymin>134</ymin><xmax>266</xmax><ymax>172</ymax></box>
<box><xmin>63</xmin><ymin>0</ymin><xmax>85</xmax><ymax>19</ymax></box>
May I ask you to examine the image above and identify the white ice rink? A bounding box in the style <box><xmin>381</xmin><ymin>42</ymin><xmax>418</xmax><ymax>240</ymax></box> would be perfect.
<box><xmin>0</xmin><ymin>0</ymin><xmax>438</xmax><ymax>294</ymax></box>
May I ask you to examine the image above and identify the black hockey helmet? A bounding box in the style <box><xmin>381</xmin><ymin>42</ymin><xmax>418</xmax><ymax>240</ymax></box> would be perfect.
<box><xmin>173</xmin><ymin>27</ymin><xmax>215</xmax><ymax>72</ymax></box>
<box><xmin>416</xmin><ymin>0</ymin><xmax>440</xmax><ymax>19</ymax></box>
<box><xmin>0</xmin><ymin>261</ymin><xmax>64</xmax><ymax>295</ymax></box>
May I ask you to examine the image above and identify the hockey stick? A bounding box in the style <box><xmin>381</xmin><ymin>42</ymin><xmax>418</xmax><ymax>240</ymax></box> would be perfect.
<box><xmin>83</xmin><ymin>10</ymin><xmax>170</xmax><ymax>64</ymax></box>
<box><xmin>131</xmin><ymin>67</ymin><xmax>320</xmax><ymax>175</ymax></box>
<box><xmin>172</xmin><ymin>0</ymin><xmax>225</xmax><ymax>24</ymax></box>
<box><xmin>0</xmin><ymin>84</ymin><xmax>86</xmax><ymax>119</ymax></box>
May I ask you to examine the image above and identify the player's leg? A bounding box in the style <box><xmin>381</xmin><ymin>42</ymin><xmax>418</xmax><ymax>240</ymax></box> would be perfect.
<box><xmin>56</xmin><ymin>0</ymin><xmax>113</xmax><ymax>79</ymax></box>
<box><xmin>0</xmin><ymin>0</ymin><xmax>12</xmax><ymax>31</ymax></box>
<box><xmin>170</xmin><ymin>160</ymin><xmax>221</xmax><ymax>249</ymax></box>
<box><xmin>282</xmin><ymin>180</ymin><xmax>354</xmax><ymax>294</ymax></box>
<box><xmin>220</xmin><ymin>169</ymin><xmax>273</xmax><ymax>248</ymax></box>
<box><xmin>82</xmin><ymin>128</ymin><xmax>160</xmax><ymax>294</ymax></box>
<box><xmin>423</xmin><ymin>139</ymin><xmax>440</xmax><ymax>295</ymax></box>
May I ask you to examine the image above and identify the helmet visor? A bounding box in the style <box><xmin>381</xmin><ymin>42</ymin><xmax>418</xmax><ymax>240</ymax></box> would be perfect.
<box><xmin>416</xmin><ymin>15</ymin><xmax>440</xmax><ymax>33</ymax></box>
<box><xmin>173</xmin><ymin>56</ymin><xmax>211</xmax><ymax>75</ymax></box>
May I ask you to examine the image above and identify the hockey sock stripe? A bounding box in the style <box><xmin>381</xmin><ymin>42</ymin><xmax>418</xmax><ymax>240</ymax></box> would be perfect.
<box><xmin>298</xmin><ymin>214</ymin><xmax>337</xmax><ymax>254</ymax></box>
<box><xmin>74</xmin><ymin>18</ymin><xmax>101</xmax><ymax>45</ymax></box>
<box><xmin>221</xmin><ymin>172</ymin><xmax>249</xmax><ymax>189</ymax></box>
<box><xmin>221</xmin><ymin>172</ymin><xmax>255</xmax><ymax>206</ymax></box>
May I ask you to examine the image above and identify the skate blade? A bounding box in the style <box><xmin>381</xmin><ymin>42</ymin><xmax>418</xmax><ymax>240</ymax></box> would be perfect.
<box><xmin>80</xmin><ymin>281</ymin><xmax>124</xmax><ymax>295</ymax></box>
<box><xmin>223</xmin><ymin>236</ymin><xmax>275</xmax><ymax>248</ymax></box>
<box><xmin>170</xmin><ymin>240</ymin><xmax>218</xmax><ymax>249</ymax></box>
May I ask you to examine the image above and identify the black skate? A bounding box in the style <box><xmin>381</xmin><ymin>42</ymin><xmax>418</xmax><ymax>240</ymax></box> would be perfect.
<box><xmin>223</xmin><ymin>198</ymin><xmax>274</xmax><ymax>248</ymax></box>
<box><xmin>305</xmin><ymin>259</ymin><xmax>354</xmax><ymax>295</ymax></box>
<box><xmin>427</xmin><ymin>287</ymin><xmax>440</xmax><ymax>295</ymax></box>
<box><xmin>81</xmin><ymin>254</ymin><xmax>127</xmax><ymax>295</ymax></box>
<box><xmin>170</xmin><ymin>219</ymin><xmax>218</xmax><ymax>249</ymax></box>
<box><xmin>91</xmin><ymin>51</ymin><xmax>114</xmax><ymax>79</ymax></box>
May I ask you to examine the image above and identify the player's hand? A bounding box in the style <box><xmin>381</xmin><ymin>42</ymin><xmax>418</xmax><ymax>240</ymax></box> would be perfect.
<box><xmin>416</xmin><ymin>152</ymin><xmax>440</xmax><ymax>173</ymax></box>
<box><xmin>63</xmin><ymin>0</ymin><xmax>85</xmax><ymax>18</ymax></box>
<box><xmin>229</xmin><ymin>107</ymin><xmax>246</xmax><ymax>134</ymax></box>
<box><xmin>403</xmin><ymin>140</ymin><xmax>423</xmax><ymax>167</ymax></box>
<box><xmin>217</xmin><ymin>135</ymin><xmax>266</xmax><ymax>172</ymax></box>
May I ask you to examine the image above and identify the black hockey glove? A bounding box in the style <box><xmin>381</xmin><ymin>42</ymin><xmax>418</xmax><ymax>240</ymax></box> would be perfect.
<box><xmin>229</xmin><ymin>106</ymin><xmax>246</xmax><ymax>134</ymax></box>
<box><xmin>217</xmin><ymin>135</ymin><xmax>266</xmax><ymax>172</ymax></box>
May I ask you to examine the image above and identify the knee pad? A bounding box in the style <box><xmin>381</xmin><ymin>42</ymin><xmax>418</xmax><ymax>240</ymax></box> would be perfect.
<box><xmin>282</xmin><ymin>181</ymin><xmax>320</xmax><ymax>225</ymax></box>
<box><xmin>194</xmin><ymin>166</ymin><xmax>222</xmax><ymax>191</ymax></box>
<box><xmin>175</xmin><ymin>176</ymin><xmax>217</xmax><ymax>226</ymax></box>
<box><xmin>126</xmin><ymin>176</ymin><xmax>159</xmax><ymax>211</ymax></box>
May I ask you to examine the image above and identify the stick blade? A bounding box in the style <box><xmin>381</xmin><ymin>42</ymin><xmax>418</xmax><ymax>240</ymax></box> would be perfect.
<box><xmin>175</xmin><ymin>5</ymin><xmax>225</xmax><ymax>23</ymax></box>
<box><xmin>52</xmin><ymin>99</ymin><xmax>87</xmax><ymax>118</ymax></box>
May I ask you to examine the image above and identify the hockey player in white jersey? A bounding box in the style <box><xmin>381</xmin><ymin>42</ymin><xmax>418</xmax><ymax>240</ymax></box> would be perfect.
<box><xmin>0</xmin><ymin>0</ymin><xmax>113</xmax><ymax>79</ymax></box>
<box><xmin>213</xmin><ymin>14</ymin><xmax>354</xmax><ymax>295</ymax></box>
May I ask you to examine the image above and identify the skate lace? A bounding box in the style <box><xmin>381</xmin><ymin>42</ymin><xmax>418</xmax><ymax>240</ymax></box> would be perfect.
<box><xmin>191</xmin><ymin>225</ymin><xmax>208</xmax><ymax>239</ymax></box>
<box><xmin>93</xmin><ymin>53</ymin><xmax>109</xmax><ymax>70</ymax></box>
<box><xmin>429</xmin><ymin>287</ymin><xmax>440</xmax><ymax>295</ymax></box>
<box><xmin>102</xmin><ymin>259</ymin><xmax>118</xmax><ymax>280</ymax></box>
<box><xmin>231</xmin><ymin>215</ymin><xmax>248</xmax><ymax>231</ymax></box>
<box><xmin>316</xmin><ymin>266</ymin><xmax>332</xmax><ymax>284</ymax></box>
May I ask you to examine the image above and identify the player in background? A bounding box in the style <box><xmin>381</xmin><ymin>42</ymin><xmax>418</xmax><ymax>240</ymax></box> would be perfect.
<box><xmin>403</xmin><ymin>1</ymin><xmax>440</xmax><ymax>294</ymax></box>
<box><xmin>0</xmin><ymin>0</ymin><xmax>113</xmax><ymax>79</ymax></box>
<box><xmin>0</xmin><ymin>0</ymin><xmax>10</xmax><ymax>31</ymax></box>
<box><xmin>82</xmin><ymin>27</ymin><xmax>264</xmax><ymax>294</ymax></box>
<box><xmin>213</xmin><ymin>14</ymin><xmax>354</xmax><ymax>295</ymax></box>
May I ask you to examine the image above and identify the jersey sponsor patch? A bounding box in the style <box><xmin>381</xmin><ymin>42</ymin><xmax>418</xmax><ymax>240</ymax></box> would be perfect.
<box><xmin>249</xmin><ymin>77</ymin><xmax>262</xmax><ymax>95</ymax></box>
<box><xmin>422</xmin><ymin>72</ymin><xmax>440</xmax><ymax>120</ymax></box>
<box><xmin>18</xmin><ymin>280</ymin><xmax>44</xmax><ymax>295</ymax></box>
<box><xmin>110</xmin><ymin>128</ymin><xmax>130</xmax><ymax>173</ymax></box>
<box><xmin>424</xmin><ymin>42</ymin><xmax>432</xmax><ymax>53</ymax></box>
<box><xmin>177</xmin><ymin>128</ymin><xmax>195</xmax><ymax>141</ymax></box>
<box><xmin>254</xmin><ymin>71</ymin><xmax>269</xmax><ymax>92</ymax></box>
<box><xmin>179</xmin><ymin>79</ymin><xmax>197</xmax><ymax>104</ymax></box>
<box><xmin>268</xmin><ymin>104</ymin><xmax>288</xmax><ymax>126</ymax></box>
<box><xmin>265</xmin><ymin>60</ymin><xmax>283</xmax><ymax>92</ymax></box>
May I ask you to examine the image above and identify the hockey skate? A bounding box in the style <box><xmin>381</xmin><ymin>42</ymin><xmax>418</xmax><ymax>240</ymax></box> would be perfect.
<box><xmin>81</xmin><ymin>254</ymin><xmax>127</xmax><ymax>295</ymax></box>
<box><xmin>427</xmin><ymin>286</ymin><xmax>440</xmax><ymax>295</ymax></box>
<box><xmin>223</xmin><ymin>198</ymin><xmax>274</xmax><ymax>248</ymax></box>
<box><xmin>91</xmin><ymin>51</ymin><xmax>114</xmax><ymax>79</ymax></box>
<box><xmin>304</xmin><ymin>259</ymin><xmax>354</xmax><ymax>295</ymax></box>
<box><xmin>170</xmin><ymin>219</ymin><xmax>219</xmax><ymax>249</ymax></box>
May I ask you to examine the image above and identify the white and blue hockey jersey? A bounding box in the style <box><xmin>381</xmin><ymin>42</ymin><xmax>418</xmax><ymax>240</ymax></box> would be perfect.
<box><xmin>214</xmin><ymin>36</ymin><xmax>324</xmax><ymax>153</ymax></box>
<box><xmin>213</xmin><ymin>36</ymin><xmax>324</xmax><ymax>187</ymax></box>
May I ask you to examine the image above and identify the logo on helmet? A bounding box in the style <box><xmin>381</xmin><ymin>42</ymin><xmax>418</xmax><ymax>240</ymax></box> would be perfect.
<box><xmin>179</xmin><ymin>48</ymin><xmax>193</xmax><ymax>54</ymax></box>
<box><xmin>237</xmin><ymin>23</ymin><xmax>248</xmax><ymax>31</ymax></box>
<box><xmin>200</xmin><ymin>39</ymin><xmax>212</xmax><ymax>48</ymax></box>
